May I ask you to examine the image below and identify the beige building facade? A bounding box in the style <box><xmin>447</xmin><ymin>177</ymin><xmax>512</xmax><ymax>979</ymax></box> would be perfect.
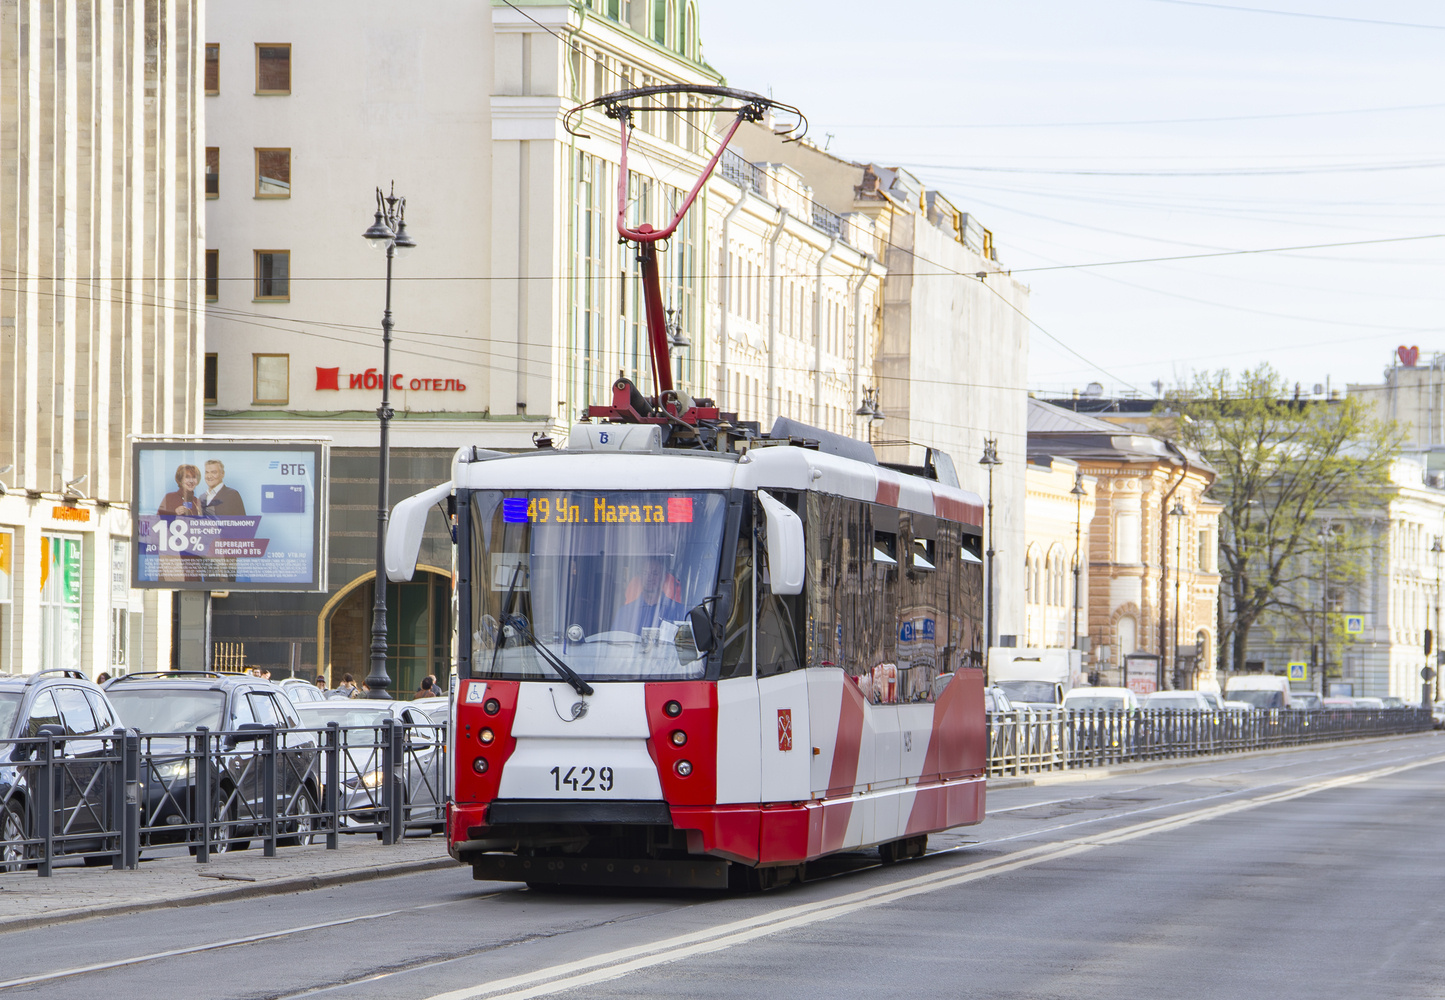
<box><xmin>1023</xmin><ymin>459</ymin><xmax>1095</xmax><ymax>650</ymax></box>
<box><xmin>0</xmin><ymin>0</ymin><xmax>205</xmax><ymax>676</ymax></box>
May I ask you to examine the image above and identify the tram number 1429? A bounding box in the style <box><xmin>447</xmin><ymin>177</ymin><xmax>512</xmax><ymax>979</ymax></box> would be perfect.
<box><xmin>550</xmin><ymin>765</ymin><xmax>616</xmax><ymax>793</ymax></box>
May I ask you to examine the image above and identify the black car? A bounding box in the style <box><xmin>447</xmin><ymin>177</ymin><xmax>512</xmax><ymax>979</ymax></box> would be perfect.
<box><xmin>104</xmin><ymin>671</ymin><xmax>319</xmax><ymax>852</ymax></box>
<box><xmin>0</xmin><ymin>670</ymin><xmax>125</xmax><ymax>870</ymax></box>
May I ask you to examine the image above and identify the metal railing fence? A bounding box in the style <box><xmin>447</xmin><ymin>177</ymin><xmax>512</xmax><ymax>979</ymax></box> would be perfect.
<box><xmin>987</xmin><ymin>706</ymin><xmax>1433</xmax><ymax>777</ymax></box>
<box><xmin>0</xmin><ymin>719</ymin><xmax>445</xmax><ymax>877</ymax></box>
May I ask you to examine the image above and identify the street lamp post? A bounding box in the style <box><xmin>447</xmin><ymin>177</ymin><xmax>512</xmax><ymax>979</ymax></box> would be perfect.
<box><xmin>361</xmin><ymin>184</ymin><xmax>416</xmax><ymax>700</ymax></box>
<box><xmin>1170</xmin><ymin>499</ymin><xmax>1186</xmax><ymax>689</ymax></box>
<box><xmin>1071</xmin><ymin>470</ymin><xmax>1088</xmax><ymax>651</ymax></box>
<box><xmin>980</xmin><ymin>438</ymin><xmax>1002</xmax><ymax>651</ymax></box>
<box><xmin>855</xmin><ymin>386</ymin><xmax>883</xmax><ymax>444</ymax></box>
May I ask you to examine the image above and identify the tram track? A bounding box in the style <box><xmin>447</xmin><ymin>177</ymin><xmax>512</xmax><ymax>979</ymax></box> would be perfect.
<box><xmin>7</xmin><ymin>739</ymin><xmax>1440</xmax><ymax>999</ymax></box>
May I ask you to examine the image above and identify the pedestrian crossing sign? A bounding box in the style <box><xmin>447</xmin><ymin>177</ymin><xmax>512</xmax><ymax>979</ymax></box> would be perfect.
<box><xmin>1287</xmin><ymin>662</ymin><xmax>1308</xmax><ymax>682</ymax></box>
<box><xmin>1345</xmin><ymin>615</ymin><xmax>1364</xmax><ymax>634</ymax></box>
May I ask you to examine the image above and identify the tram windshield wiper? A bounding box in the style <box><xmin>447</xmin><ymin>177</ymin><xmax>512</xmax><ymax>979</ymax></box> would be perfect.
<box><xmin>507</xmin><ymin>617</ymin><xmax>594</xmax><ymax>697</ymax></box>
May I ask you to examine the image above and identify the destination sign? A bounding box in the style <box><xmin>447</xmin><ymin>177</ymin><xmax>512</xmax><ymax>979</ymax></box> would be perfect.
<box><xmin>502</xmin><ymin>495</ymin><xmax>694</xmax><ymax>525</ymax></box>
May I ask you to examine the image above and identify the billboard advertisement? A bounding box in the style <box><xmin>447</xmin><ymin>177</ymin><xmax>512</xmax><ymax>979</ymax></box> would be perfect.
<box><xmin>131</xmin><ymin>440</ymin><xmax>328</xmax><ymax>592</ymax></box>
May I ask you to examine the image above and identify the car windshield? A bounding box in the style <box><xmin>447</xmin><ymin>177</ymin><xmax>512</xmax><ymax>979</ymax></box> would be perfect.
<box><xmin>1144</xmin><ymin>695</ymin><xmax>1196</xmax><ymax>708</ymax></box>
<box><xmin>1228</xmin><ymin>688</ymin><xmax>1285</xmax><ymax>709</ymax></box>
<box><xmin>1066</xmin><ymin>696</ymin><xmax>1127</xmax><ymax>710</ymax></box>
<box><xmin>470</xmin><ymin>490</ymin><xmax>729</xmax><ymax>683</ymax></box>
<box><xmin>107</xmin><ymin>689</ymin><xmax>226</xmax><ymax>732</ymax></box>
<box><xmin>996</xmin><ymin>680</ymin><xmax>1057</xmax><ymax>704</ymax></box>
<box><xmin>0</xmin><ymin>692</ymin><xmax>21</xmax><ymax>738</ymax></box>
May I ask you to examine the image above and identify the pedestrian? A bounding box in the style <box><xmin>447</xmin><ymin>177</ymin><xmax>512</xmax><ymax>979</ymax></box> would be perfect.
<box><xmin>415</xmin><ymin>675</ymin><xmax>435</xmax><ymax>699</ymax></box>
<box><xmin>313</xmin><ymin>675</ymin><xmax>327</xmax><ymax>692</ymax></box>
<box><xmin>96</xmin><ymin>671</ymin><xmax>111</xmax><ymax>685</ymax></box>
<box><xmin>337</xmin><ymin>673</ymin><xmax>358</xmax><ymax>699</ymax></box>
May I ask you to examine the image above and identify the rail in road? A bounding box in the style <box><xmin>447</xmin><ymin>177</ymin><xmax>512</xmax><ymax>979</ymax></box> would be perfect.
<box><xmin>3</xmin><ymin>732</ymin><xmax>1442</xmax><ymax>999</ymax></box>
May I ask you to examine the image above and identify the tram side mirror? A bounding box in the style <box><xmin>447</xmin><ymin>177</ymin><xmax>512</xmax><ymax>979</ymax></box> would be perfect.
<box><xmin>386</xmin><ymin>482</ymin><xmax>455</xmax><ymax>583</ymax></box>
<box><xmin>757</xmin><ymin>490</ymin><xmax>805</xmax><ymax>596</ymax></box>
<box><xmin>689</xmin><ymin>605</ymin><xmax>718</xmax><ymax>653</ymax></box>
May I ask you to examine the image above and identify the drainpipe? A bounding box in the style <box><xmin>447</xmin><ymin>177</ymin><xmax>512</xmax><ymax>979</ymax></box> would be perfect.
<box><xmin>849</xmin><ymin>253</ymin><xmax>876</xmax><ymax>438</ymax></box>
<box><xmin>765</xmin><ymin>207</ymin><xmax>789</xmax><ymax>428</ymax></box>
<box><xmin>1158</xmin><ymin>440</ymin><xmax>1190</xmax><ymax>687</ymax></box>
<box><xmin>811</xmin><ymin>234</ymin><xmax>841</xmax><ymax>426</ymax></box>
<box><xmin>718</xmin><ymin>185</ymin><xmax>750</xmax><ymax>402</ymax></box>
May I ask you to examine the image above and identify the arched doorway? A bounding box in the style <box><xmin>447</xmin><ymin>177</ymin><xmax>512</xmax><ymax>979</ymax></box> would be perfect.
<box><xmin>322</xmin><ymin>569</ymin><xmax>450</xmax><ymax>694</ymax></box>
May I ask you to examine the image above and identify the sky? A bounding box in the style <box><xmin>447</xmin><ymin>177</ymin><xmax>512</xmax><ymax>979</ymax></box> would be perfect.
<box><xmin>696</xmin><ymin>0</ymin><xmax>1445</xmax><ymax>399</ymax></box>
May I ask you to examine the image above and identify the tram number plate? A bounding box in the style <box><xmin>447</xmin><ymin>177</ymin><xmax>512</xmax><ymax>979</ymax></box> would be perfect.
<box><xmin>549</xmin><ymin>765</ymin><xmax>615</xmax><ymax>793</ymax></box>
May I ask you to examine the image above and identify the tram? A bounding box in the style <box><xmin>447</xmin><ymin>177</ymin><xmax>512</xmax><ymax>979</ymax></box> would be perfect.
<box><xmin>381</xmin><ymin>87</ymin><xmax>989</xmax><ymax>889</ymax></box>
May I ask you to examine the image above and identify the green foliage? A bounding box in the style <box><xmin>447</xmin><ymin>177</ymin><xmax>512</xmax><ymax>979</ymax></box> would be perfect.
<box><xmin>1163</xmin><ymin>365</ymin><xmax>1399</xmax><ymax>674</ymax></box>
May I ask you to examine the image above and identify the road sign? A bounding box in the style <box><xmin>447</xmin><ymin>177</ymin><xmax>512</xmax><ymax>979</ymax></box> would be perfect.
<box><xmin>1287</xmin><ymin>662</ymin><xmax>1308</xmax><ymax>682</ymax></box>
<box><xmin>1344</xmin><ymin>615</ymin><xmax>1364</xmax><ymax>634</ymax></box>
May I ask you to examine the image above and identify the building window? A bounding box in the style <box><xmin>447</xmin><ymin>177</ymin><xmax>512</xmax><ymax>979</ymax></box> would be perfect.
<box><xmin>205</xmin><ymin>250</ymin><xmax>219</xmax><ymax>301</ymax></box>
<box><xmin>205</xmin><ymin>147</ymin><xmax>219</xmax><ymax>198</ymax></box>
<box><xmin>253</xmin><ymin>354</ymin><xmax>290</xmax><ymax>404</ymax></box>
<box><xmin>39</xmin><ymin>534</ymin><xmax>83</xmax><ymax>674</ymax></box>
<box><xmin>1116</xmin><ymin>512</ymin><xmax>1141</xmax><ymax>563</ymax></box>
<box><xmin>255</xmin><ymin>148</ymin><xmax>291</xmax><ymax>198</ymax></box>
<box><xmin>204</xmin><ymin>353</ymin><xmax>218</xmax><ymax>406</ymax></box>
<box><xmin>205</xmin><ymin>44</ymin><xmax>219</xmax><ymax>94</ymax></box>
<box><xmin>256</xmin><ymin>44</ymin><xmax>291</xmax><ymax>94</ymax></box>
<box><xmin>254</xmin><ymin>250</ymin><xmax>289</xmax><ymax>301</ymax></box>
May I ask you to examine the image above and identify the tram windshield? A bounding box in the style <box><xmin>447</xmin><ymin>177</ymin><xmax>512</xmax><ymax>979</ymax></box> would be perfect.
<box><xmin>469</xmin><ymin>490</ymin><xmax>729</xmax><ymax>682</ymax></box>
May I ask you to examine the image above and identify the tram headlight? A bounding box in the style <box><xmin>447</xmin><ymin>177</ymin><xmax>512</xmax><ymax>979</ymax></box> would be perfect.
<box><xmin>664</xmin><ymin>700</ymin><xmax>682</xmax><ymax>718</ymax></box>
<box><xmin>484</xmin><ymin>698</ymin><xmax>500</xmax><ymax>715</ymax></box>
<box><xmin>472</xmin><ymin>756</ymin><xmax>489</xmax><ymax>775</ymax></box>
<box><xmin>479</xmin><ymin>727</ymin><xmax>495</xmax><ymax>745</ymax></box>
<box><xmin>674</xmin><ymin>759</ymin><xmax>692</xmax><ymax>777</ymax></box>
<box><xmin>670</xmin><ymin>729</ymin><xmax>687</xmax><ymax>747</ymax></box>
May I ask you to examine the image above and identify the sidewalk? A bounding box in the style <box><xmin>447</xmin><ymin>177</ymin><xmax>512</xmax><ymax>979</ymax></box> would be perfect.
<box><xmin>0</xmin><ymin>837</ymin><xmax>462</xmax><ymax>932</ymax></box>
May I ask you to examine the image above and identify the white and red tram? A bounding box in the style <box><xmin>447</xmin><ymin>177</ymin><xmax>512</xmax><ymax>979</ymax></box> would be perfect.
<box><xmin>387</xmin><ymin>422</ymin><xmax>988</xmax><ymax>889</ymax></box>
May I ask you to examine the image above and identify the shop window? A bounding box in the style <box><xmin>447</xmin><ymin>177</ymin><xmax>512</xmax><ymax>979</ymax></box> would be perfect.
<box><xmin>253</xmin><ymin>354</ymin><xmax>290</xmax><ymax>405</ymax></box>
<box><xmin>254</xmin><ymin>250</ymin><xmax>289</xmax><ymax>300</ymax></box>
<box><xmin>255</xmin><ymin>148</ymin><xmax>290</xmax><ymax>198</ymax></box>
<box><xmin>0</xmin><ymin>528</ymin><xmax>12</xmax><ymax>674</ymax></box>
<box><xmin>256</xmin><ymin>44</ymin><xmax>291</xmax><ymax>94</ymax></box>
<box><xmin>205</xmin><ymin>249</ymin><xmax>219</xmax><ymax>301</ymax></box>
<box><xmin>205</xmin><ymin>147</ymin><xmax>219</xmax><ymax>198</ymax></box>
<box><xmin>205</xmin><ymin>44</ymin><xmax>219</xmax><ymax>94</ymax></box>
<box><xmin>39</xmin><ymin>535</ymin><xmax>83</xmax><ymax>673</ymax></box>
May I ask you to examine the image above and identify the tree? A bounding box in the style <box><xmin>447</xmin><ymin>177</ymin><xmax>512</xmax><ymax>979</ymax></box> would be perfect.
<box><xmin>1165</xmin><ymin>365</ymin><xmax>1398</xmax><ymax>679</ymax></box>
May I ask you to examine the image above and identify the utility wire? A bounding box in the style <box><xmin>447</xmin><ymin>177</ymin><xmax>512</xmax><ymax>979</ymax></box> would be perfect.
<box><xmin>1144</xmin><ymin>0</ymin><xmax>1445</xmax><ymax>31</ymax></box>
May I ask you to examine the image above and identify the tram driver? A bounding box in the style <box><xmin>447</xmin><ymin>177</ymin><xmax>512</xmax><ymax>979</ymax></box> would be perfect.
<box><xmin>612</xmin><ymin>553</ymin><xmax>685</xmax><ymax>634</ymax></box>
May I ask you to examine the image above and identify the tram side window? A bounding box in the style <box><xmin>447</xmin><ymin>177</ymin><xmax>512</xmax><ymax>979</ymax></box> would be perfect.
<box><xmin>717</xmin><ymin>501</ymin><xmax>753</xmax><ymax>680</ymax></box>
<box><xmin>806</xmin><ymin>495</ymin><xmax>897</xmax><ymax>688</ymax></box>
<box><xmin>757</xmin><ymin>494</ymin><xmax>804</xmax><ymax>678</ymax></box>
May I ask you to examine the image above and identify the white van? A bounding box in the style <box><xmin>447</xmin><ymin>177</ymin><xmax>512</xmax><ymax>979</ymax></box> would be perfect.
<box><xmin>1224</xmin><ymin>674</ymin><xmax>1292</xmax><ymax>710</ymax></box>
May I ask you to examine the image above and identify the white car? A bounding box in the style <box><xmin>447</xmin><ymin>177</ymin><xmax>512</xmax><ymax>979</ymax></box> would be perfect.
<box><xmin>1140</xmin><ymin>690</ymin><xmax>1212</xmax><ymax>711</ymax></box>
<box><xmin>1062</xmin><ymin>686</ymin><xmax>1140</xmax><ymax>711</ymax></box>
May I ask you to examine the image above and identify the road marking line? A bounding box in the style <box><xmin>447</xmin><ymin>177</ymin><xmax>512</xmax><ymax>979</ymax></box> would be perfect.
<box><xmin>423</xmin><ymin>752</ymin><xmax>1445</xmax><ymax>1000</ymax></box>
<box><xmin>0</xmin><ymin>895</ymin><xmax>498</xmax><ymax>990</ymax></box>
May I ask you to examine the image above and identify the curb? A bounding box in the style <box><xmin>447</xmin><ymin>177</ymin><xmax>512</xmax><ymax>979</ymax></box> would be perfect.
<box><xmin>986</xmin><ymin>729</ymin><xmax>1441</xmax><ymax>791</ymax></box>
<box><xmin>0</xmin><ymin>855</ymin><xmax>465</xmax><ymax>934</ymax></box>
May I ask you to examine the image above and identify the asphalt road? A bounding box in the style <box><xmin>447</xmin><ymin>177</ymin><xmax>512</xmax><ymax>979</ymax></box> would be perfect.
<box><xmin>4</xmin><ymin>734</ymin><xmax>1443</xmax><ymax>1000</ymax></box>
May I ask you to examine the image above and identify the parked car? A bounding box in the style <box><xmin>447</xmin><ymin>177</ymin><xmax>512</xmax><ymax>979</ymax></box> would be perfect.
<box><xmin>1321</xmin><ymin>696</ymin><xmax>1356</xmax><ymax>709</ymax></box>
<box><xmin>982</xmin><ymin>686</ymin><xmax>1015</xmax><ymax>714</ymax></box>
<box><xmin>1432</xmin><ymin>703</ymin><xmax>1445</xmax><ymax>729</ymax></box>
<box><xmin>1140</xmin><ymin>691</ymin><xmax>1211</xmax><ymax>711</ymax></box>
<box><xmin>1379</xmin><ymin>696</ymin><xmax>1406</xmax><ymax>709</ymax></box>
<box><xmin>994</xmin><ymin>679</ymin><xmax>1062</xmax><ymax>710</ymax></box>
<box><xmin>104</xmin><ymin>671</ymin><xmax>319</xmax><ymax>852</ymax></box>
<box><xmin>1</xmin><ymin>670</ymin><xmax>126</xmax><ymax>870</ymax></box>
<box><xmin>1289</xmin><ymin>691</ymin><xmax>1323</xmax><ymax>711</ymax></box>
<box><xmin>1199</xmin><ymin>691</ymin><xmax>1227</xmax><ymax>712</ymax></box>
<box><xmin>1354</xmin><ymin>696</ymin><xmax>1386</xmax><ymax>710</ymax></box>
<box><xmin>1225</xmin><ymin>675</ymin><xmax>1293</xmax><ymax>709</ymax></box>
<box><xmin>1223</xmin><ymin>699</ymin><xmax>1255</xmax><ymax>712</ymax></box>
<box><xmin>1062</xmin><ymin>687</ymin><xmax>1140</xmax><ymax>712</ymax></box>
<box><xmin>291</xmin><ymin>700</ymin><xmax>445</xmax><ymax>835</ymax></box>
<box><xmin>1063</xmin><ymin>686</ymin><xmax>1139</xmax><ymax>752</ymax></box>
<box><xmin>277</xmin><ymin>678</ymin><xmax>326</xmax><ymax>704</ymax></box>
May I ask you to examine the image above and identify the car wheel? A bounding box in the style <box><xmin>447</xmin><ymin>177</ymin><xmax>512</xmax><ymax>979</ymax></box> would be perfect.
<box><xmin>0</xmin><ymin>802</ymin><xmax>32</xmax><ymax>873</ymax></box>
<box><xmin>281</xmin><ymin>786</ymin><xmax>318</xmax><ymax>847</ymax></box>
<box><xmin>214</xmin><ymin>797</ymin><xmax>250</xmax><ymax>854</ymax></box>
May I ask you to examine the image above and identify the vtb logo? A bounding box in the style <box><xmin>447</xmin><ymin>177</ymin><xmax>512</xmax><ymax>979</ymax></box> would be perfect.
<box><xmin>777</xmin><ymin>708</ymin><xmax>793</xmax><ymax>752</ymax></box>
